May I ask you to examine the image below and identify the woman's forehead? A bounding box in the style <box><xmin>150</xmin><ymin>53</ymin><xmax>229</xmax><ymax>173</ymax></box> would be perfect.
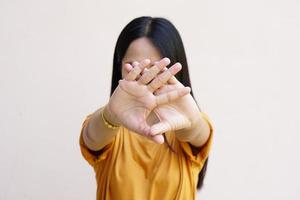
<box><xmin>122</xmin><ymin>37</ymin><xmax>161</xmax><ymax>64</ymax></box>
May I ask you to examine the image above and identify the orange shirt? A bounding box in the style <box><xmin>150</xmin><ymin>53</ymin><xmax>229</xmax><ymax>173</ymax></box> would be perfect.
<box><xmin>79</xmin><ymin>112</ymin><xmax>213</xmax><ymax>200</ymax></box>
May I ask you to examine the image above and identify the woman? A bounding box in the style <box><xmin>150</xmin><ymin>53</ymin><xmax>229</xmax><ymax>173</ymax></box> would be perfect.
<box><xmin>79</xmin><ymin>16</ymin><xmax>214</xmax><ymax>200</ymax></box>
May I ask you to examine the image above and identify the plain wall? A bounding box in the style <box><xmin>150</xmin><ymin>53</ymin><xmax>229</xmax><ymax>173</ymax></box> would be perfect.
<box><xmin>1</xmin><ymin>0</ymin><xmax>300</xmax><ymax>199</ymax></box>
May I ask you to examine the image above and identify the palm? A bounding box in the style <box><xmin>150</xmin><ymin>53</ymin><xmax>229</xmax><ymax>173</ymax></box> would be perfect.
<box><xmin>109</xmin><ymin>80</ymin><xmax>157</xmax><ymax>136</ymax></box>
<box><xmin>151</xmin><ymin>81</ymin><xmax>200</xmax><ymax>135</ymax></box>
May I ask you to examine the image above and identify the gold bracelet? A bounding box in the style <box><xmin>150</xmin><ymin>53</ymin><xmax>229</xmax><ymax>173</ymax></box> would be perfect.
<box><xmin>101</xmin><ymin>109</ymin><xmax>120</xmax><ymax>130</ymax></box>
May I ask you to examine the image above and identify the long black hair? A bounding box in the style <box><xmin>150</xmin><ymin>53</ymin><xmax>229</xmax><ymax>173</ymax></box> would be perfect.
<box><xmin>110</xmin><ymin>16</ymin><xmax>209</xmax><ymax>190</ymax></box>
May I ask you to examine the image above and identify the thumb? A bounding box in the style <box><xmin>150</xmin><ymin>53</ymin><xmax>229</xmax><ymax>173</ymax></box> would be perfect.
<box><xmin>150</xmin><ymin>121</ymin><xmax>171</xmax><ymax>136</ymax></box>
<box><xmin>149</xmin><ymin>134</ymin><xmax>165</xmax><ymax>144</ymax></box>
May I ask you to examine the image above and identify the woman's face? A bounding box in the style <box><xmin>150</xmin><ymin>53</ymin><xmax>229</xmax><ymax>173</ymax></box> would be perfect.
<box><xmin>122</xmin><ymin>37</ymin><xmax>162</xmax><ymax>78</ymax></box>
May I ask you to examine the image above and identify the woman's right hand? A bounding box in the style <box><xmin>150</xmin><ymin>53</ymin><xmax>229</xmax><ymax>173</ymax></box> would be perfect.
<box><xmin>104</xmin><ymin>58</ymin><xmax>190</xmax><ymax>143</ymax></box>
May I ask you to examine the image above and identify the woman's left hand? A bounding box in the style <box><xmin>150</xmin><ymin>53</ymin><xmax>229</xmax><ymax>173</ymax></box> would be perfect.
<box><xmin>125</xmin><ymin>61</ymin><xmax>202</xmax><ymax>138</ymax></box>
<box><xmin>149</xmin><ymin>73</ymin><xmax>202</xmax><ymax>137</ymax></box>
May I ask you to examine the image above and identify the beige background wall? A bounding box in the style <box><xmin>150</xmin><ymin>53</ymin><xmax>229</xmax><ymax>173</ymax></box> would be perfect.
<box><xmin>1</xmin><ymin>0</ymin><xmax>299</xmax><ymax>199</ymax></box>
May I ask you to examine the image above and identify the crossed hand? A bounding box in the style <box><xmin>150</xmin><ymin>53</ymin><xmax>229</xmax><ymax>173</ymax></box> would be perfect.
<box><xmin>106</xmin><ymin>58</ymin><xmax>201</xmax><ymax>144</ymax></box>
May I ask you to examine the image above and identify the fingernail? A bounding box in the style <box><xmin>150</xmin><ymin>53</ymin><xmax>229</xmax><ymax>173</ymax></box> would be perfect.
<box><xmin>163</xmin><ymin>57</ymin><xmax>171</xmax><ymax>64</ymax></box>
<box><xmin>132</xmin><ymin>61</ymin><xmax>139</xmax><ymax>65</ymax></box>
<box><xmin>176</xmin><ymin>62</ymin><xmax>182</xmax><ymax>68</ymax></box>
<box><xmin>144</xmin><ymin>59</ymin><xmax>150</xmax><ymax>64</ymax></box>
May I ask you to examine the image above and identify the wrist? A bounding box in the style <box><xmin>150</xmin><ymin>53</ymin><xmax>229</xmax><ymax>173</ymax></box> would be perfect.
<box><xmin>181</xmin><ymin>113</ymin><xmax>202</xmax><ymax>132</ymax></box>
<box><xmin>103</xmin><ymin>104</ymin><xmax>121</xmax><ymax>127</ymax></box>
<box><xmin>175</xmin><ymin>114</ymin><xmax>203</xmax><ymax>140</ymax></box>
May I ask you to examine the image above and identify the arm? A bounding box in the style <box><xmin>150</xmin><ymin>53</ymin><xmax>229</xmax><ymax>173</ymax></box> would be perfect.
<box><xmin>82</xmin><ymin>105</ymin><xmax>120</xmax><ymax>151</ymax></box>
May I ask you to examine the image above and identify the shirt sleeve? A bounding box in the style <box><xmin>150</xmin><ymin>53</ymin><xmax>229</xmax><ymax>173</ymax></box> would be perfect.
<box><xmin>79</xmin><ymin>113</ymin><xmax>115</xmax><ymax>167</ymax></box>
<box><xmin>179</xmin><ymin>112</ymin><xmax>214</xmax><ymax>167</ymax></box>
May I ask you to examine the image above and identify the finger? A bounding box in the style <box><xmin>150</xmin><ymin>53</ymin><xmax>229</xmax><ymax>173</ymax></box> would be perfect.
<box><xmin>140</xmin><ymin>68</ymin><xmax>149</xmax><ymax>79</ymax></box>
<box><xmin>138</xmin><ymin>57</ymin><xmax>170</xmax><ymax>85</ymax></box>
<box><xmin>150</xmin><ymin>118</ymin><xmax>191</xmax><ymax>136</ymax></box>
<box><xmin>164</xmin><ymin>67</ymin><xmax>179</xmax><ymax>84</ymax></box>
<box><xmin>141</xmin><ymin>67</ymin><xmax>149</xmax><ymax>74</ymax></box>
<box><xmin>124</xmin><ymin>63</ymin><xmax>144</xmax><ymax>79</ymax></box>
<box><xmin>124</xmin><ymin>63</ymin><xmax>133</xmax><ymax>73</ymax></box>
<box><xmin>140</xmin><ymin>63</ymin><xmax>162</xmax><ymax>75</ymax></box>
<box><xmin>139</xmin><ymin>122</ymin><xmax>152</xmax><ymax>136</ymax></box>
<box><xmin>132</xmin><ymin>61</ymin><xmax>139</xmax><ymax>67</ymax></box>
<box><xmin>149</xmin><ymin>134</ymin><xmax>165</xmax><ymax>144</ymax></box>
<box><xmin>160</xmin><ymin>67</ymin><xmax>167</xmax><ymax>72</ymax></box>
<box><xmin>127</xmin><ymin>62</ymin><xmax>142</xmax><ymax>80</ymax></box>
<box><xmin>168</xmin><ymin>76</ymin><xmax>178</xmax><ymax>84</ymax></box>
<box><xmin>150</xmin><ymin>121</ymin><xmax>171</xmax><ymax>136</ymax></box>
<box><xmin>155</xmin><ymin>87</ymin><xmax>191</xmax><ymax>105</ymax></box>
<box><xmin>133</xmin><ymin>61</ymin><xmax>146</xmax><ymax>80</ymax></box>
<box><xmin>125</xmin><ymin>59</ymin><xmax>150</xmax><ymax>81</ymax></box>
<box><xmin>138</xmin><ymin>124</ymin><xmax>164</xmax><ymax>144</ymax></box>
<box><xmin>123</xmin><ymin>62</ymin><xmax>140</xmax><ymax>76</ymax></box>
<box><xmin>147</xmin><ymin>63</ymin><xmax>182</xmax><ymax>92</ymax></box>
<box><xmin>154</xmin><ymin>84</ymin><xmax>176</xmax><ymax>95</ymax></box>
<box><xmin>159</xmin><ymin>67</ymin><xmax>178</xmax><ymax>85</ymax></box>
<box><xmin>124</xmin><ymin>61</ymin><xmax>140</xmax><ymax>81</ymax></box>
